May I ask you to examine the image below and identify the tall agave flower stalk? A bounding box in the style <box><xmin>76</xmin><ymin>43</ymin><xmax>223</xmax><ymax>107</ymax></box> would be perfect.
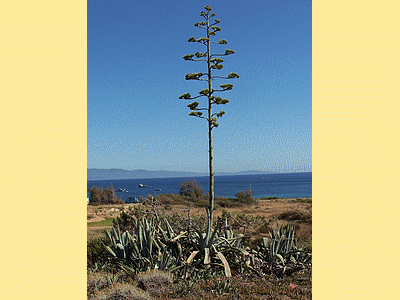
<box><xmin>180</xmin><ymin>5</ymin><xmax>239</xmax><ymax>225</ymax></box>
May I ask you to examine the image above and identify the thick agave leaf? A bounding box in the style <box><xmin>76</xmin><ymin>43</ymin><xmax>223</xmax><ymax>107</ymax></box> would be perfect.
<box><xmin>105</xmin><ymin>245</ymin><xmax>116</xmax><ymax>257</ymax></box>
<box><xmin>159</xmin><ymin>226</ymin><xmax>169</xmax><ymax>241</ymax></box>
<box><xmin>187</xmin><ymin>251</ymin><xmax>199</xmax><ymax>265</ymax></box>
<box><xmin>165</xmin><ymin>217</ymin><xmax>175</xmax><ymax>238</ymax></box>
<box><xmin>275</xmin><ymin>253</ymin><xmax>285</xmax><ymax>265</ymax></box>
<box><xmin>204</xmin><ymin>248</ymin><xmax>211</xmax><ymax>264</ymax></box>
<box><xmin>191</xmin><ymin>226</ymin><xmax>205</xmax><ymax>250</ymax></box>
<box><xmin>263</xmin><ymin>237</ymin><xmax>269</xmax><ymax>248</ymax></box>
<box><xmin>215</xmin><ymin>251</ymin><xmax>232</xmax><ymax>277</ymax></box>
<box><xmin>117</xmin><ymin>224</ymin><xmax>122</xmax><ymax>240</ymax></box>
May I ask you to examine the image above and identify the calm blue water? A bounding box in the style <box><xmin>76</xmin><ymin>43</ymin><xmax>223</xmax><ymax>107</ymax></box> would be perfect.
<box><xmin>87</xmin><ymin>172</ymin><xmax>311</xmax><ymax>201</ymax></box>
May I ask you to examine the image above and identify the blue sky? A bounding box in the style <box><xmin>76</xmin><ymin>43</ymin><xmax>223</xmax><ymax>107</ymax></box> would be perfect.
<box><xmin>87</xmin><ymin>0</ymin><xmax>311</xmax><ymax>173</ymax></box>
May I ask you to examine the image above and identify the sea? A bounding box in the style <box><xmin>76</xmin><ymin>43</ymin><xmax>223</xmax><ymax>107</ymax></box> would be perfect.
<box><xmin>87</xmin><ymin>172</ymin><xmax>311</xmax><ymax>201</ymax></box>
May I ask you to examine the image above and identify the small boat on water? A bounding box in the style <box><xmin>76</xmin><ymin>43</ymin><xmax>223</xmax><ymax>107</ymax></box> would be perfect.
<box><xmin>138</xmin><ymin>184</ymin><xmax>147</xmax><ymax>188</ymax></box>
<box><xmin>116</xmin><ymin>188</ymin><xmax>124</xmax><ymax>192</ymax></box>
<box><xmin>155</xmin><ymin>188</ymin><xmax>161</xmax><ymax>191</ymax></box>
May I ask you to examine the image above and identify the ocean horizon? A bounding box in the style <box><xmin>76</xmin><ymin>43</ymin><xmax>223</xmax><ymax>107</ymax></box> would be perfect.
<box><xmin>87</xmin><ymin>172</ymin><xmax>311</xmax><ymax>200</ymax></box>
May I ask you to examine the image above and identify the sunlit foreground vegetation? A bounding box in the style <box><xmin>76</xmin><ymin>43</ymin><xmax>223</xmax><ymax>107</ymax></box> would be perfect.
<box><xmin>87</xmin><ymin>183</ymin><xmax>311</xmax><ymax>299</ymax></box>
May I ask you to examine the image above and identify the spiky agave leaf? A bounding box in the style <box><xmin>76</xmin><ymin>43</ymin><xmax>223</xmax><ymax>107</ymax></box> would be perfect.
<box><xmin>186</xmin><ymin>251</ymin><xmax>198</xmax><ymax>265</ymax></box>
<box><xmin>215</xmin><ymin>251</ymin><xmax>232</xmax><ymax>277</ymax></box>
<box><xmin>204</xmin><ymin>248</ymin><xmax>210</xmax><ymax>264</ymax></box>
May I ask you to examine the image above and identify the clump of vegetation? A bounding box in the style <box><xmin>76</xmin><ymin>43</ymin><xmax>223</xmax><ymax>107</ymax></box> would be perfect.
<box><xmin>88</xmin><ymin>201</ymin><xmax>312</xmax><ymax>299</ymax></box>
<box><xmin>87</xmin><ymin>217</ymin><xmax>115</xmax><ymax>227</ymax></box>
<box><xmin>87</xmin><ymin>237</ymin><xmax>110</xmax><ymax>272</ymax></box>
<box><xmin>179</xmin><ymin>180</ymin><xmax>207</xmax><ymax>203</ymax></box>
<box><xmin>136</xmin><ymin>270</ymin><xmax>174</xmax><ymax>297</ymax></box>
<box><xmin>215</xmin><ymin>190</ymin><xmax>256</xmax><ymax>208</ymax></box>
<box><xmin>95</xmin><ymin>283</ymin><xmax>151</xmax><ymax>300</ymax></box>
<box><xmin>278</xmin><ymin>209</ymin><xmax>312</xmax><ymax>224</ymax></box>
<box><xmin>87</xmin><ymin>272</ymin><xmax>111</xmax><ymax>298</ymax></box>
<box><xmin>235</xmin><ymin>189</ymin><xmax>256</xmax><ymax>204</ymax></box>
<box><xmin>261</xmin><ymin>196</ymin><xmax>282</xmax><ymax>200</ymax></box>
<box><xmin>295</xmin><ymin>198</ymin><xmax>312</xmax><ymax>204</ymax></box>
<box><xmin>88</xmin><ymin>186</ymin><xmax>124</xmax><ymax>205</ymax></box>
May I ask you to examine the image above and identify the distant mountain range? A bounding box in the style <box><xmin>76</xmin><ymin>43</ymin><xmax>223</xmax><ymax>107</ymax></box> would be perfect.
<box><xmin>87</xmin><ymin>168</ymin><xmax>276</xmax><ymax>180</ymax></box>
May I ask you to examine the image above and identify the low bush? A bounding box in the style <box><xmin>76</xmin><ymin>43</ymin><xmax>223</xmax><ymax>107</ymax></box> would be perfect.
<box><xmin>235</xmin><ymin>189</ymin><xmax>256</xmax><ymax>204</ymax></box>
<box><xmin>88</xmin><ymin>186</ymin><xmax>124</xmax><ymax>205</ymax></box>
<box><xmin>278</xmin><ymin>209</ymin><xmax>312</xmax><ymax>224</ymax></box>
<box><xmin>87</xmin><ymin>238</ymin><xmax>110</xmax><ymax>271</ymax></box>
<box><xmin>295</xmin><ymin>198</ymin><xmax>312</xmax><ymax>204</ymax></box>
<box><xmin>87</xmin><ymin>272</ymin><xmax>111</xmax><ymax>298</ymax></box>
<box><xmin>96</xmin><ymin>283</ymin><xmax>151</xmax><ymax>300</ymax></box>
<box><xmin>261</xmin><ymin>196</ymin><xmax>281</xmax><ymax>200</ymax></box>
<box><xmin>136</xmin><ymin>270</ymin><xmax>174</xmax><ymax>297</ymax></box>
<box><xmin>179</xmin><ymin>180</ymin><xmax>207</xmax><ymax>202</ymax></box>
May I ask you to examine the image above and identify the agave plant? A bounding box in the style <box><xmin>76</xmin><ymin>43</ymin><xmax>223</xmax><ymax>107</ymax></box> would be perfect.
<box><xmin>184</xmin><ymin>207</ymin><xmax>248</xmax><ymax>278</ymax></box>
<box><xmin>262</xmin><ymin>224</ymin><xmax>295</xmax><ymax>264</ymax></box>
<box><xmin>253</xmin><ymin>224</ymin><xmax>312</xmax><ymax>276</ymax></box>
<box><xmin>105</xmin><ymin>218</ymin><xmax>186</xmax><ymax>275</ymax></box>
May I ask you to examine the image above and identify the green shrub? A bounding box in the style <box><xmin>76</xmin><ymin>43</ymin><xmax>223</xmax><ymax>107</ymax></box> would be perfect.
<box><xmin>179</xmin><ymin>180</ymin><xmax>207</xmax><ymax>202</ymax></box>
<box><xmin>88</xmin><ymin>186</ymin><xmax>124</xmax><ymax>205</ymax></box>
<box><xmin>256</xmin><ymin>222</ymin><xmax>272</xmax><ymax>234</ymax></box>
<box><xmin>235</xmin><ymin>190</ymin><xmax>256</xmax><ymax>204</ymax></box>
<box><xmin>87</xmin><ymin>238</ymin><xmax>110</xmax><ymax>271</ymax></box>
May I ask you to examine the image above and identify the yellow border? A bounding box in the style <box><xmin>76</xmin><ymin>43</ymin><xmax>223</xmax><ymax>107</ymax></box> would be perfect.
<box><xmin>2</xmin><ymin>1</ymin><xmax>86</xmax><ymax>299</ymax></box>
<box><xmin>313</xmin><ymin>0</ymin><xmax>399</xmax><ymax>299</ymax></box>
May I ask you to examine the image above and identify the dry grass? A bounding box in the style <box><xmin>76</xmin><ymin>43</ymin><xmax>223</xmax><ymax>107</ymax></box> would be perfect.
<box><xmin>95</xmin><ymin>283</ymin><xmax>151</xmax><ymax>300</ymax></box>
<box><xmin>87</xmin><ymin>272</ymin><xmax>111</xmax><ymax>299</ymax></box>
<box><xmin>87</xmin><ymin>197</ymin><xmax>312</xmax><ymax>243</ymax></box>
<box><xmin>136</xmin><ymin>270</ymin><xmax>174</xmax><ymax>298</ymax></box>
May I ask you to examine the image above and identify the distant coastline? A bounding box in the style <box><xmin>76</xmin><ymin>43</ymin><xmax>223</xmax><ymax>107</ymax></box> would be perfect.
<box><xmin>87</xmin><ymin>168</ymin><xmax>309</xmax><ymax>180</ymax></box>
